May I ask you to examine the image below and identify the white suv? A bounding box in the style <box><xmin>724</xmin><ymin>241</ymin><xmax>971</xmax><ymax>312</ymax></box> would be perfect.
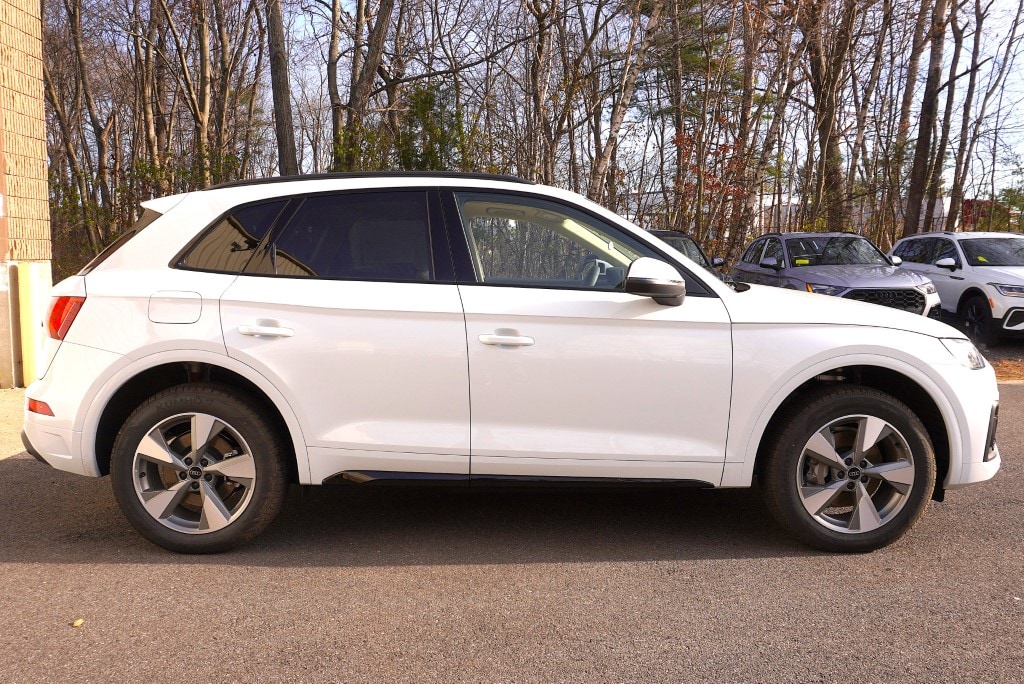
<box><xmin>890</xmin><ymin>231</ymin><xmax>1024</xmax><ymax>345</ymax></box>
<box><xmin>23</xmin><ymin>173</ymin><xmax>1000</xmax><ymax>553</ymax></box>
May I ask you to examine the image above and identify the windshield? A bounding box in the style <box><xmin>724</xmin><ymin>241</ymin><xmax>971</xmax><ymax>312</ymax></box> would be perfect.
<box><xmin>661</xmin><ymin>236</ymin><xmax>710</xmax><ymax>267</ymax></box>
<box><xmin>959</xmin><ymin>237</ymin><xmax>1024</xmax><ymax>266</ymax></box>
<box><xmin>784</xmin><ymin>236</ymin><xmax>888</xmax><ymax>267</ymax></box>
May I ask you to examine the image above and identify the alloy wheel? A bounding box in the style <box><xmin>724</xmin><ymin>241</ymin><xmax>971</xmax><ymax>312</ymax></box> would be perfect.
<box><xmin>796</xmin><ymin>414</ymin><xmax>916</xmax><ymax>534</ymax></box>
<box><xmin>131</xmin><ymin>412</ymin><xmax>257</xmax><ymax>534</ymax></box>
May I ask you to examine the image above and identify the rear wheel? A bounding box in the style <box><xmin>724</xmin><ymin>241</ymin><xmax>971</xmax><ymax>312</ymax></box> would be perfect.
<box><xmin>110</xmin><ymin>384</ymin><xmax>289</xmax><ymax>553</ymax></box>
<box><xmin>761</xmin><ymin>385</ymin><xmax>935</xmax><ymax>552</ymax></box>
<box><xmin>961</xmin><ymin>294</ymin><xmax>998</xmax><ymax>347</ymax></box>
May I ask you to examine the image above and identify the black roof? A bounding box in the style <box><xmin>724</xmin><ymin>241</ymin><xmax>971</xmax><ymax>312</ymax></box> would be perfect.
<box><xmin>207</xmin><ymin>171</ymin><xmax>533</xmax><ymax>190</ymax></box>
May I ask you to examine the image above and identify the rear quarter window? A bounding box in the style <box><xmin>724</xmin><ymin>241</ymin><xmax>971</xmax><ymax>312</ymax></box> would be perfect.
<box><xmin>177</xmin><ymin>200</ymin><xmax>289</xmax><ymax>273</ymax></box>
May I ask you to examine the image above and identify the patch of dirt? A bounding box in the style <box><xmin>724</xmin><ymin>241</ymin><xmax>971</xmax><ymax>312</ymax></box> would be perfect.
<box><xmin>982</xmin><ymin>340</ymin><xmax>1024</xmax><ymax>382</ymax></box>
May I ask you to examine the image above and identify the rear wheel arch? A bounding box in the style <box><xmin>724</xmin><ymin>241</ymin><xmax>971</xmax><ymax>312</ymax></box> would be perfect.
<box><xmin>93</xmin><ymin>360</ymin><xmax>302</xmax><ymax>484</ymax></box>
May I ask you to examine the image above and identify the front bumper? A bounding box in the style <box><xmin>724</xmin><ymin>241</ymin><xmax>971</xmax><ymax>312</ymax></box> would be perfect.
<box><xmin>1000</xmin><ymin>306</ymin><xmax>1024</xmax><ymax>332</ymax></box>
<box><xmin>941</xmin><ymin>362</ymin><xmax>1002</xmax><ymax>489</ymax></box>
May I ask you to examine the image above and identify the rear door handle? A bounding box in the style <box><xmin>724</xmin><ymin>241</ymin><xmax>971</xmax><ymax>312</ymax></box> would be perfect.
<box><xmin>478</xmin><ymin>331</ymin><xmax>535</xmax><ymax>347</ymax></box>
<box><xmin>238</xmin><ymin>323</ymin><xmax>294</xmax><ymax>338</ymax></box>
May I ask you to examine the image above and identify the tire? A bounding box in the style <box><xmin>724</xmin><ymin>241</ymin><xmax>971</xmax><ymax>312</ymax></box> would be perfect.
<box><xmin>761</xmin><ymin>385</ymin><xmax>936</xmax><ymax>553</ymax></box>
<box><xmin>961</xmin><ymin>294</ymin><xmax>998</xmax><ymax>347</ymax></box>
<box><xmin>110</xmin><ymin>383</ymin><xmax>289</xmax><ymax>553</ymax></box>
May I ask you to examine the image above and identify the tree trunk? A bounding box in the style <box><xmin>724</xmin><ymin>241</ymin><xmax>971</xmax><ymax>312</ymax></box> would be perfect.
<box><xmin>339</xmin><ymin>0</ymin><xmax>397</xmax><ymax>171</ymax></box>
<box><xmin>267</xmin><ymin>0</ymin><xmax>298</xmax><ymax>175</ymax></box>
<box><xmin>903</xmin><ymin>0</ymin><xmax>949</xmax><ymax>237</ymax></box>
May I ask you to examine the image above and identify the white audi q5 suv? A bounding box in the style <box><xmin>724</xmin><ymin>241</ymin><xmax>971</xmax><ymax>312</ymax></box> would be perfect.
<box><xmin>23</xmin><ymin>173</ymin><xmax>1001</xmax><ymax>553</ymax></box>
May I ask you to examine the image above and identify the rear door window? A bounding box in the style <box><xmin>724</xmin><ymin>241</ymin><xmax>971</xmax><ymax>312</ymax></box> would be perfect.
<box><xmin>246</xmin><ymin>191</ymin><xmax>434</xmax><ymax>282</ymax></box>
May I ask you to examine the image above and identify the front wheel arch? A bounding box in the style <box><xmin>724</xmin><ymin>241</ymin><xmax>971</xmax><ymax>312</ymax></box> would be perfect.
<box><xmin>752</xmin><ymin>366</ymin><xmax>950</xmax><ymax>500</ymax></box>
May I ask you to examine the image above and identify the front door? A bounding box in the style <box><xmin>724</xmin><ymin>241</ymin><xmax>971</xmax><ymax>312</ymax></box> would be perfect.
<box><xmin>448</xmin><ymin>190</ymin><xmax>733</xmax><ymax>484</ymax></box>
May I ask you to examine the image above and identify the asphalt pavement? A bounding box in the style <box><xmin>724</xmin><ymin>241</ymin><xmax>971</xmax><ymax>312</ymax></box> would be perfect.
<box><xmin>1</xmin><ymin>386</ymin><xmax>1021</xmax><ymax>683</ymax></box>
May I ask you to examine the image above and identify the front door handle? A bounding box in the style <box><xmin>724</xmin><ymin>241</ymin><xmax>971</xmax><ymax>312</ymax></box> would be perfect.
<box><xmin>238</xmin><ymin>323</ymin><xmax>294</xmax><ymax>338</ymax></box>
<box><xmin>478</xmin><ymin>330</ymin><xmax>535</xmax><ymax>347</ymax></box>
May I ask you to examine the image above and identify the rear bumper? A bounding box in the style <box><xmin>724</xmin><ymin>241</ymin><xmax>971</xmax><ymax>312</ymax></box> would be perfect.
<box><xmin>21</xmin><ymin>417</ymin><xmax>87</xmax><ymax>475</ymax></box>
<box><xmin>23</xmin><ymin>340</ymin><xmax>123</xmax><ymax>478</ymax></box>
<box><xmin>20</xmin><ymin>429</ymin><xmax>46</xmax><ymax>464</ymax></box>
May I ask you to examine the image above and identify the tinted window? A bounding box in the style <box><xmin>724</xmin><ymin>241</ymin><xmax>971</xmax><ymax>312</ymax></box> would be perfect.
<box><xmin>248</xmin><ymin>191</ymin><xmax>433</xmax><ymax>281</ymax></box>
<box><xmin>894</xmin><ymin>237</ymin><xmax>934</xmax><ymax>264</ymax></box>
<box><xmin>741</xmin><ymin>239</ymin><xmax>765</xmax><ymax>264</ymax></box>
<box><xmin>179</xmin><ymin>200</ymin><xmax>288</xmax><ymax>273</ymax></box>
<box><xmin>933</xmin><ymin>238</ymin><xmax>961</xmax><ymax>266</ymax></box>
<box><xmin>762</xmin><ymin>238</ymin><xmax>783</xmax><ymax>265</ymax></box>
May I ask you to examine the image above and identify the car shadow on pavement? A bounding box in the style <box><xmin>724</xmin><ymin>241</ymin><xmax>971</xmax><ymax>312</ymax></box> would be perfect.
<box><xmin>0</xmin><ymin>453</ymin><xmax>818</xmax><ymax>566</ymax></box>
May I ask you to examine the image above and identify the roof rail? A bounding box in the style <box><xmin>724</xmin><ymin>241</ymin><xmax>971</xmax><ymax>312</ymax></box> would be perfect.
<box><xmin>206</xmin><ymin>170</ymin><xmax>534</xmax><ymax>190</ymax></box>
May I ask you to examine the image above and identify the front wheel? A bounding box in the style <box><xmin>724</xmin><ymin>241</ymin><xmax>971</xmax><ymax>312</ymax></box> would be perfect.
<box><xmin>110</xmin><ymin>384</ymin><xmax>289</xmax><ymax>553</ymax></box>
<box><xmin>761</xmin><ymin>385</ymin><xmax>935</xmax><ymax>552</ymax></box>
<box><xmin>961</xmin><ymin>294</ymin><xmax>998</xmax><ymax>347</ymax></box>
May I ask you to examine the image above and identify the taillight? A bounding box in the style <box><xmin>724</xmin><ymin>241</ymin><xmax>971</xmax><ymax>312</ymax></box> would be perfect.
<box><xmin>47</xmin><ymin>296</ymin><xmax>85</xmax><ymax>340</ymax></box>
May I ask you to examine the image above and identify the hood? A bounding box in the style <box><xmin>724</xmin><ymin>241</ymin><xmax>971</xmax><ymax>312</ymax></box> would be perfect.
<box><xmin>723</xmin><ymin>284</ymin><xmax>960</xmax><ymax>338</ymax></box>
<box><xmin>793</xmin><ymin>264</ymin><xmax>930</xmax><ymax>288</ymax></box>
<box><xmin>969</xmin><ymin>265</ymin><xmax>1024</xmax><ymax>284</ymax></box>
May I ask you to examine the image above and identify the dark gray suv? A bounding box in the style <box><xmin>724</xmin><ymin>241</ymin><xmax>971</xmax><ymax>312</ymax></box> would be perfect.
<box><xmin>731</xmin><ymin>232</ymin><xmax>941</xmax><ymax>316</ymax></box>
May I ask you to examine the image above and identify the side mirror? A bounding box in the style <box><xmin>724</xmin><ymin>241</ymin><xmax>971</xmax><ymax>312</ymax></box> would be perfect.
<box><xmin>624</xmin><ymin>257</ymin><xmax>686</xmax><ymax>306</ymax></box>
<box><xmin>759</xmin><ymin>256</ymin><xmax>781</xmax><ymax>271</ymax></box>
<box><xmin>935</xmin><ymin>257</ymin><xmax>958</xmax><ymax>271</ymax></box>
<box><xmin>711</xmin><ymin>256</ymin><xmax>726</xmax><ymax>268</ymax></box>
<box><xmin>889</xmin><ymin>255</ymin><xmax>903</xmax><ymax>266</ymax></box>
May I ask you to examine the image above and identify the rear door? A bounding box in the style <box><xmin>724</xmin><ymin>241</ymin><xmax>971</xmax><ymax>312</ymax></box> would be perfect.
<box><xmin>218</xmin><ymin>189</ymin><xmax>471</xmax><ymax>482</ymax></box>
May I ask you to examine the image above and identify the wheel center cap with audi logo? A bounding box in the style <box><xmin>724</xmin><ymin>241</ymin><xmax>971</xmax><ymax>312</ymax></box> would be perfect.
<box><xmin>188</xmin><ymin>466</ymin><xmax>204</xmax><ymax>480</ymax></box>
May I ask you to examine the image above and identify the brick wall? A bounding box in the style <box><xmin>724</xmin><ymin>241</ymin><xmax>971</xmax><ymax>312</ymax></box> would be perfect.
<box><xmin>0</xmin><ymin>0</ymin><xmax>51</xmax><ymax>262</ymax></box>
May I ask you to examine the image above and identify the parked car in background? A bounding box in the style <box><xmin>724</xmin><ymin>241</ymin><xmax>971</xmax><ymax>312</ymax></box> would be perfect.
<box><xmin>647</xmin><ymin>229</ymin><xmax>727</xmax><ymax>280</ymax></box>
<box><xmin>23</xmin><ymin>173</ymin><xmax>999</xmax><ymax>554</ymax></box>
<box><xmin>890</xmin><ymin>231</ymin><xmax>1024</xmax><ymax>346</ymax></box>
<box><xmin>731</xmin><ymin>232</ymin><xmax>940</xmax><ymax>317</ymax></box>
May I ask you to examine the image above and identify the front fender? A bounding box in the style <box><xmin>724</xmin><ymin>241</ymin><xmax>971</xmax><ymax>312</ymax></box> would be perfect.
<box><xmin>721</xmin><ymin>325</ymin><xmax>973</xmax><ymax>489</ymax></box>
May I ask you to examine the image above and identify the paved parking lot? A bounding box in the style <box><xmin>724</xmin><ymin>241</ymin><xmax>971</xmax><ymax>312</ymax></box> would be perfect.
<box><xmin>1</xmin><ymin>383</ymin><xmax>1021</xmax><ymax>683</ymax></box>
